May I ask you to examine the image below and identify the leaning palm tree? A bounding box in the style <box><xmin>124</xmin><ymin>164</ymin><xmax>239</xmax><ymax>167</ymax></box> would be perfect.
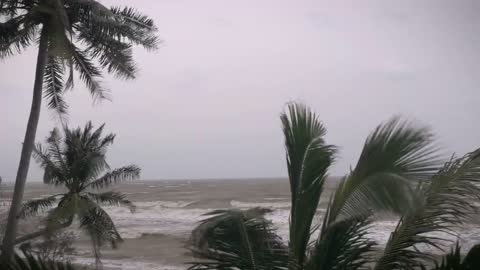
<box><xmin>0</xmin><ymin>0</ymin><xmax>157</xmax><ymax>257</ymax></box>
<box><xmin>189</xmin><ymin>103</ymin><xmax>480</xmax><ymax>270</ymax></box>
<box><xmin>15</xmin><ymin>122</ymin><xmax>139</xmax><ymax>266</ymax></box>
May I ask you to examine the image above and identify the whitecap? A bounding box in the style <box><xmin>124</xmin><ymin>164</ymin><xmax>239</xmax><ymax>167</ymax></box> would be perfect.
<box><xmin>230</xmin><ymin>200</ymin><xmax>291</xmax><ymax>209</ymax></box>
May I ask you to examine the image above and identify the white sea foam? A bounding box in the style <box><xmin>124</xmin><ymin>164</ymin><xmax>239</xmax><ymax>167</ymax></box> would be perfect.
<box><xmin>73</xmin><ymin>257</ymin><xmax>184</xmax><ymax>270</ymax></box>
<box><xmin>230</xmin><ymin>200</ymin><xmax>291</xmax><ymax>209</ymax></box>
<box><xmin>265</xmin><ymin>197</ymin><xmax>289</xmax><ymax>201</ymax></box>
<box><xmin>103</xmin><ymin>201</ymin><xmax>207</xmax><ymax>239</ymax></box>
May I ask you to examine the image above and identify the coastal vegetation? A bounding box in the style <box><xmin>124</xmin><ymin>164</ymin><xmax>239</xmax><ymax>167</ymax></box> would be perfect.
<box><xmin>189</xmin><ymin>103</ymin><xmax>480</xmax><ymax>270</ymax></box>
<box><xmin>0</xmin><ymin>0</ymin><xmax>158</xmax><ymax>258</ymax></box>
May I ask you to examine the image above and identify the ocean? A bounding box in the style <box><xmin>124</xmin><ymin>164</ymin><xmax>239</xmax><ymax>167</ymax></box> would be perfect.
<box><xmin>1</xmin><ymin>178</ymin><xmax>480</xmax><ymax>270</ymax></box>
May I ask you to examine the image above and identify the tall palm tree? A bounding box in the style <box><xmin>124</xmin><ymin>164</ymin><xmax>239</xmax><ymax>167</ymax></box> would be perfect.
<box><xmin>15</xmin><ymin>122</ymin><xmax>139</xmax><ymax>266</ymax></box>
<box><xmin>0</xmin><ymin>0</ymin><xmax>158</xmax><ymax>257</ymax></box>
<box><xmin>188</xmin><ymin>103</ymin><xmax>480</xmax><ymax>270</ymax></box>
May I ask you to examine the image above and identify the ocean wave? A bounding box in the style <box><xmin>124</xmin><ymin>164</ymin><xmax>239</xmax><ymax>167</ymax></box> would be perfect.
<box><xmin>102</xmin><ymin>203</ymin><xmax>209</xmax><ymax>239</ymax></box>
<box><xmin>230</xmin><ymin>200</ymin><xmax>290</xmax><ymax>209</ymax></box>
<box><xmin>73</xmin><ymin>257</ymin><xmax>184</xmax><ymax>270</ymax></box>
<box><xmin>135</xmin><ymin>201</ymin><xmax>196</xmax><ymax>208</ymax></box>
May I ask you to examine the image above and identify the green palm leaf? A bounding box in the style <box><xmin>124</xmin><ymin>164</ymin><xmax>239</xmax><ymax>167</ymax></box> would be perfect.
<box><xmin>188</xmin><ymin>209</ymin><xmax>289</xmax><ymax>270</ymax></box>
<box><xmin>79</xmin><ymin>201</ymin><xmax>123</xmax><ymax>249</ymax></box>
<box><xmin>85</xmin><ymin>191</ymin><xmax>136</xmax><ymax>212</ymax></box>
<box><xmin>1</xmin><ymin>251</ymin><xmax>76</xmax><ymax>270</ymax></box>
<box><xmin>281</xmin><ymin>103</ymin><xmax>336</xmax><ymax>268</ymax></box>
<box><xmin>0</xmin><ymin>15</ymin><xmax>38</xmax><ymax>58</ymax></box>
<box><xmin>43</xmin><ymin>56</ymin><xmax>68</xmax><ymax>114</ymax></box>
<box><xmin>306</xmin><ymin>217</ymin><xmax>374</xmax><ymax>270</ymax></box>
<box><xmin>87</xmin><ymin>165</ymin><xmax>140</xmax><ymax>189</ymax></box>
<box><xmin>19</xmin><ymin>195</ymin><xmax>60</xmax><ymax>218</ymax></box>
<box><xmin>329</xmin><ymin>117</ymin><xmax>440</xmax><ymax>221</ymax></box>
<box><xmin>32</xmin><ymin>143</ymin><xmax>66</xmax><ymax>186</ymax></box>
<box><xmin>375</xmin><ymin>152</ymin><xmax>480</xmax><ymax>270</ymax></box>
<box><xmin>68</xmin><ymin>44</ymin><xmax>106</xmax><ymax>100</ymax></box>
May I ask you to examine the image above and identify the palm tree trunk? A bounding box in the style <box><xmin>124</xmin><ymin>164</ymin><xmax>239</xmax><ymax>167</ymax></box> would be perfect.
<box><xmin>0</xmin><ymin>27</ymin><xmax>49</xmax><ymax>260</ymax></box>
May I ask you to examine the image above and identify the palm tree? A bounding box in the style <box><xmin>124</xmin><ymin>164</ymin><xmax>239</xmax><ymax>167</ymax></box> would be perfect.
<box><xmin>189</xmin><ymin>208</ymin><xmax>290</xmax><ymax>270</ymax></box>
<box><xmin>188</xmin><ymin>103</ymin><xmax>480</xmax><ymax>270</ymax></box>
<box><xmin>0</xmin><ymin>0</ymin><xmax>157</xmax><ymax>257</ymax></box>
<box><xmin>15</xmin><ymin>122</ymin><xmax>139</xmax><ymax>266</ymax></box>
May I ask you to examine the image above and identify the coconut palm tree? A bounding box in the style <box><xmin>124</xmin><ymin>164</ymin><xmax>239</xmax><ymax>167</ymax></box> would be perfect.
<box><xmin>188</xmin><ymin>103</ymin><xmax>480</xmax><ymax>270</ymax></box>
<box><xmin>14</xmin><ymin>122</ymin><xmax>139</xmax><ymax>266</ymax></box>
<box><xmin>0</xmin><ymin>0</ymin><xmax>157</xmax><ymax>257</ymax></box>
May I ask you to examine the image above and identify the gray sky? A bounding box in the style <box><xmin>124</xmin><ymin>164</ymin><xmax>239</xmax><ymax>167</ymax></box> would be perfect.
<box><xmin>1</xmin><ymin>0</ymin><xmax>480</xmax><ymax>181</ymax></box>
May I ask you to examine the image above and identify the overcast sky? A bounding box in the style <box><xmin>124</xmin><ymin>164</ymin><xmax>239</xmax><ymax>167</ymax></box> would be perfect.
<box><xmin>1</xmin><ymin>0</ymin><xmax>480</xmax><ymax>181</ymax></box>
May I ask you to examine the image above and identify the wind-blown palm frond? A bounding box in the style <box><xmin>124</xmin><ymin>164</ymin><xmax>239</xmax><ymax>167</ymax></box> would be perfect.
<box><xmin>329</xmin><ymin>117</ymin><xmax>440</xmax><ymax>221</ymax></box>
<box><xmin>45</xmin><ymin>195</ymin><xmax>77</xmax><ymax>232</ymax></box>
<box><xmin>1</xmin><ymin>251</ymin><xmax>76</xmax><ymax>270</ymax></box>
<box><xmin>85</xmin><ymin>191</ymin><xmax>136</xmax><ymax>212</ymax></box>
<box><xmin>87</xmin><ymin>165</ymin><xmax>140</xmax><ymax>189</ymax></box>
<box><xmin>188</xmin><ymin>209</ymin><xmax>289</xmax><ymax>270</ymax></box>
<box><xmin>430</xmin><ymin>243</ymin><xmax>480</xmax><ymax>270</ymax></box>
<box><xmin>0</xmin><ymin>15</ymin><xmax>38</xmax><ymax>58</ymax></box>
<box><xmin>305</xmin><ymin>199</ymin><xmax>375</xmax><ymax>270</ymax></box>
<box><xmin>68</xmin><ymin>43</ymin><xmax>106</xmax><ymax>100</ymax></box>
<box><xmin>79</xmin><ymin>203</ymin><xmax>123</xmax><ymax>249</ymax></box>
<box><xmin>19</xmin><ymin>195</ymin><xmax>60</xmax><ymax>218</ymax></box>
<box><xmin>281</xmin><ymin>103</ymin><xmax>336</xmax><ymax>267</ymax></box>
<box><xmin>43</xmin><ymin>55</ymin><xmax>68</xmax><ymax>114</ymax></box>
<box><xmin>374</xmin><ymin>152</ymin><xmax>480</xmax><ymax>270</ymax></box>
<box><xmin>89</xmin><ymin>35</ymin><xmax>136</xmax><ymax>79</ymax></box>
<box><xmin>111</xmin><ymin>7</ymin><xmax>156</xmax><ymax>30</ymax></box>
<box><xmin>75</xmin><ymin>6</ymin><xmax>158</xmax><ymax>51</ymax></box>
<box><xmin>32</xmin><ymin>144</ymin><xmax>66</xmax><ymax>186</ymax></box>
<box><xmin>62</xmin><ymin>122</ymin><xmax>113</xmax><ymax>185</ymax></box>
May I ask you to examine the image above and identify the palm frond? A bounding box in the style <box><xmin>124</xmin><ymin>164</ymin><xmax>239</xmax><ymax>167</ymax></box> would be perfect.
<box><xmin>43</xmin><ymin>55</ymin><xmax>68</xmax><ymax>114</ymax></box>
<box><xmin>87</xmin><ymin>165</ymin><xmax>140</xmax><ymax>189</ymax></box>
<box><xmin>63</xmin><ymin>122</ymin><xmax>112</xmax><ymax>184</ymax></box>
<box><xmin>0</xmin><ymin>15</ymin><xmax>37</xmax><ymax>58</ymax></box>
<box><xmin>68</xmin><ymin>43</ymin><xmax>106</xmax><ymax>100</ymax></box>
<box><xmin>77</xmin><ymin>5</ymin><xmax>159</xmax><ymax>50</ymax></box>
<box><xmin>45</xmin><ymin>128</ymin><xmax>69</xmax><ymax>174</ymax></box>
<box><xmin>76</xmin><ymin>23</ymin><xmax>137</xmax><ymax>79</ymax></box>
<box><xmin>430</xmin><ymin>242</ymin><xmax>480</xmax><ymax>270</ymax></box>
<box><xmin>85</xmin><ymin>191</ymin><xmax>135</xmax><ymax>212</ymax></box>
<box><xmin>111</xmin><ymin>7</ymin><xmax>155</xmax><ymax>30</ymax></box>
<box><xmin>305</xmin><ymin>203</ymin><xmax>375</xmax><ymax>270</ymax></box>
<box><xmin>18</xmin><ymin>195</ymin><xmax>59</xmax><ymax>218</ymax></box>
<box><xmin>79</xmin><ymin>202</ymin><xmax>123</xmax><ymax>249</ymax></box>
<box><xmin>280</xmin><ymin>102</ymin><xmax>336</xmax><ymax>267</ymax></box>
<box><xmin>330</xmin><ymin>117</ymin><xmax>440</xmax><ymax>220</ymax></box>
<box><xmin>374</xmin><ymin>152</ymin><xmax>480</xmax><ymax>270</ymax></box>
<box><xmin>1</xmin><ymin>251</ymin><xmax>76</xmax><ymax>270</ymax></box>
<box><xmin>188</xmin><ymin>208</ymin><xmax>289</xmax><ymax>270</ymax></box>
<box><xmin>32</xmin><ymin>143</ymin><xmax>66</xmax><ymax>186</ymax></box>
<box><xmin>431</xmin><ymin>243</ymin><xmax>463</xmax><ymax>270</ymax></box>
<box><xmin>45</xmin><ymin>194</ymin><xmax>77</xmax><ymax>231</ymax></box>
